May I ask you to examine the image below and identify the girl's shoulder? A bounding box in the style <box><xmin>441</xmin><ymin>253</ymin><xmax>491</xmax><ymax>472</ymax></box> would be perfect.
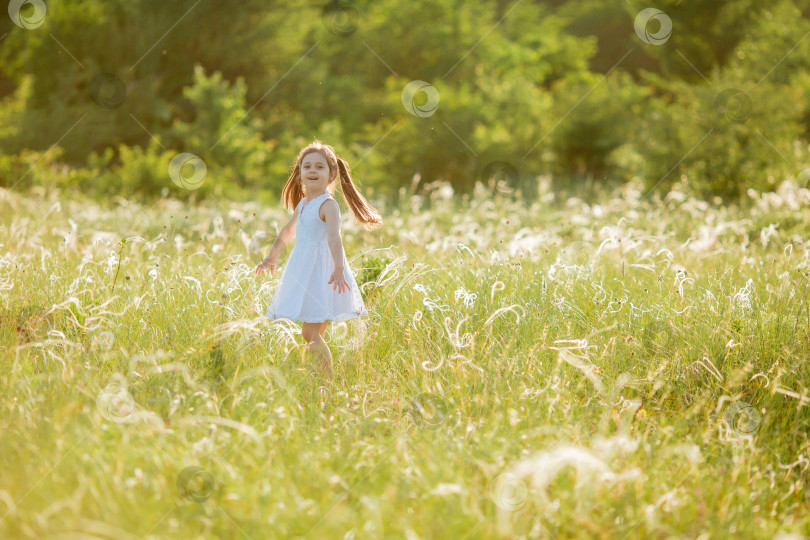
<box><xmin>317</xmin><ymin>195</ymin><xmax>341</xmax><ymax>223</ymax></box>
<box><xmin>319</xmin><ymin>192</ymin><xmax>339</xmax><ymax>208</ymax></box>
<box><xmin>322</xmin><ymin>194</ymin><xmax>339</xmax><ymax>209</ymax></box>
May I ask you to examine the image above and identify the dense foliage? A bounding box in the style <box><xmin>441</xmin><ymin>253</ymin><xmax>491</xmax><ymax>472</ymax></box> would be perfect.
<box><xmin>2</xmin><ymin>0</ymin><xmax>810</xmax><ymax>202</ymax></box>
<box><xmin>1</xmin><ymin>181</ymin><xmax>808</xmax><ymax>537</ymax></box>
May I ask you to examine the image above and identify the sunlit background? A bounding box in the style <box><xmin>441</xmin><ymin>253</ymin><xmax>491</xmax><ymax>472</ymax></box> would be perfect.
<box><xmin>1</xmin><ymin>1</ymin><xmax>809</xmax><ymax>539</ymax></box>
<box><xmin>3</xmin><ymin>0</ymin><xmax>810</xmax><ymax>202</ymax></box>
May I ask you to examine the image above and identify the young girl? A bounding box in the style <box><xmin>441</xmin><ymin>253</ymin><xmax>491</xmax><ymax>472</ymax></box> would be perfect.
<box><xmin>255</xmin><ymin>141</ymin><xmax>382</xmax><ymax>379</ymax></box>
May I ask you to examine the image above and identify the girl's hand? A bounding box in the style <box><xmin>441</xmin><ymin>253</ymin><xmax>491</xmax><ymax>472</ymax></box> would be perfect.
<box><xmin>328</xmin><ymin>268</ymin><xmax>350</xmax><ymax>294</ymax></box>
<box><xmin>256</xmin><ymin>258</ymin><xmax>276</xmax><ymax>276</ymax></box>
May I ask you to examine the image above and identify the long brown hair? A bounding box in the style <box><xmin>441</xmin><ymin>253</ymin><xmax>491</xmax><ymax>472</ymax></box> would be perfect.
<box><xmin>280</xmin><ymin>141</ymin><xmax>383</xmax><ymax>231</ymax></box>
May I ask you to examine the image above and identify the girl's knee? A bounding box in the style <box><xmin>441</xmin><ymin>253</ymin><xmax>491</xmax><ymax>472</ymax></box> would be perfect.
<box><xmin>302</xmin><ymin>324</ymin><xmax>321</xmax><ymax>343</ymax></box>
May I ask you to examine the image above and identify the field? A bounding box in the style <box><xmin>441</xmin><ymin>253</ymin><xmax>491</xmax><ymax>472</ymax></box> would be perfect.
<box><xmin>1</xmin><ymin>179</ymin><xmax>809</xmax><ymax>539</ymax></box>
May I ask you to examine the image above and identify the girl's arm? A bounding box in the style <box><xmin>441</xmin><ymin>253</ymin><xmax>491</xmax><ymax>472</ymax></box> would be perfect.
<box><xmin>321</xmin><ymin>199</ymin><xmax>350</xmax><ymax>294</ymax></box>
<box><xmin>255</xmin><ymin>208</ymin><xmax>298</xmax><ymax>275</ymax></box>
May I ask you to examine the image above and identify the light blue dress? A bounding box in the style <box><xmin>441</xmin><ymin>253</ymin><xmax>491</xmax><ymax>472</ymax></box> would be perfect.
<box><xmin>266</xmin><ymin>192</ymin><xmax>368</xmax><ymax>323</ymax></box>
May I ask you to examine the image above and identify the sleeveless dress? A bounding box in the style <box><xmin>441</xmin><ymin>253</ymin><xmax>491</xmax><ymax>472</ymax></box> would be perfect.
<box><xmin>266</xmin><ymin>192</ymin><xmax>368</xmax><ymax>323</ymax></box>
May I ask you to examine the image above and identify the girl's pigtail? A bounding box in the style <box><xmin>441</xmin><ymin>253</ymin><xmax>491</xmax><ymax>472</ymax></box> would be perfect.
<box><xmin>280</xmin><ymin>163</ymin><xmax>305</xmax><ymax>212</ymax></box>
<box><xmin>337</xmin><ymin>158</ymin><xmax>383</xmax><ymax>231</ymax></box>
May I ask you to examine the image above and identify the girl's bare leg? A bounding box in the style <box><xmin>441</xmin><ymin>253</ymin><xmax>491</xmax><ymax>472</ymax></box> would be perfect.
<box><xmin>302</xmin><ymin>322</ymin><xmax>333</xmax><ymax>380</ymax></box>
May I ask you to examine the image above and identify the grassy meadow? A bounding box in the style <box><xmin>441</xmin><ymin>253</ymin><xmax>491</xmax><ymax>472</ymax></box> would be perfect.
<box><xmin>1</xmin><ymin>179</ymin><xmax>809</xmax><ymax>539</ymax></box>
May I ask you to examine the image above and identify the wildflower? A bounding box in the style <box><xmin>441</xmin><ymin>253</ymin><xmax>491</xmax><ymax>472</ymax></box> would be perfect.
<box><xmin>453</xmin><ymin>287</ymin><xmax>477</xmax><ymax>308</ymax></box>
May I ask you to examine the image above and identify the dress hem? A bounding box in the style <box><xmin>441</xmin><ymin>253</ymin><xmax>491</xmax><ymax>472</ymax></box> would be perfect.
<box><xmin>266</xmin><ymin>312</ymin><xmax>369</xmax><ymax>324</ymax></box>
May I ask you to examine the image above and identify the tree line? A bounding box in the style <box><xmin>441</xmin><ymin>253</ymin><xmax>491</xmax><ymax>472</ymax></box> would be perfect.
<box><xmin>2</xmin><ymin>0</ymin><xmax>809</xmax><ymax>203</ymax></box>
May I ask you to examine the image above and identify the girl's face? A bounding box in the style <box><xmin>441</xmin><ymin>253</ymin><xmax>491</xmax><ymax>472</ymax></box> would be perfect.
<box><xmin>300</xmin><ymin>151</ymin><xmax>333</xmax><ymax>194</ymax></box>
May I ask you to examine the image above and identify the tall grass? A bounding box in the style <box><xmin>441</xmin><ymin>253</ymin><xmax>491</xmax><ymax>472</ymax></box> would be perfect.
<box><xmin>1</xmin><ymin>178</ymin><xmax>808</xmax><ymax>539</ymax></box>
